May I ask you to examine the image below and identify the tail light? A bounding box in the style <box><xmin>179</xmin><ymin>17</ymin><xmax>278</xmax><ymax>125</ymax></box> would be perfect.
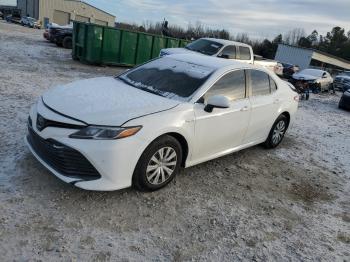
<box><xmin>294</xmin><ymin>95</ymin><xmax>300</xmax><ymax>102</ymax></box>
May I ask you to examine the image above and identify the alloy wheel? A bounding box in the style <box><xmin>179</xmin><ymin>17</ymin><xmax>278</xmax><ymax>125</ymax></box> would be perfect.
<box><xmin>146</xmin><ymin>147</ymin><xmax>177</xmax><ymax>185</ymax></box>
<box><xmin>272</xmin><ymin>120</ymin><xmax>286</xmax><ymax>145</ymax></box>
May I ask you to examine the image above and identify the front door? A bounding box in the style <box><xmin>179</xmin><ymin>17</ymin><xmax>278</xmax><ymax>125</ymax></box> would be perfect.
<box><xmin>193</xmin><ymin>70</ymin><xmax>251</xmax><ymax>162</ymax></box>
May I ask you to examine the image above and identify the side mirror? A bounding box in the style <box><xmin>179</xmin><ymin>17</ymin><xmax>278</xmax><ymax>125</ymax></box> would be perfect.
<box><xmin>204</xmin><ymin>95</ymin><xmax>230</xmax><ymax>113</ymax></box>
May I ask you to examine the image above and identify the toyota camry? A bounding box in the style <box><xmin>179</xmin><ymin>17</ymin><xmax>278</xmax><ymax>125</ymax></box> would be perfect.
<box><xmin>26</xmin><ymin>54</ymin><xmax>298</xmax><ymax>191</ymax></box>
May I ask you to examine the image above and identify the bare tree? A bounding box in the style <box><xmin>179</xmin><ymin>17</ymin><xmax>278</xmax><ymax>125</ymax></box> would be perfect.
<box><xmin>284</xmin><ymin>28</ymin><xmax>306</xmax><ymax>45</ymax></box>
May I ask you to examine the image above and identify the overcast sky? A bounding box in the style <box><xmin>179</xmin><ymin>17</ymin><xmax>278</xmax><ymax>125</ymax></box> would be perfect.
<box><xmin>85</xmin><ymin>0</ymin><xmax>350</xmax><ymax>39</ymax></box>
<box><xmin>2</xmin><ymin>0</ymin><xmax>349</xmax><ymax>39</ymax></box>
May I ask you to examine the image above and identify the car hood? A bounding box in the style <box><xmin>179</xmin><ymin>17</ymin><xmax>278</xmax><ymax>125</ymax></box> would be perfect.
<box><xmin>292</xmin><ymin>72</ymin><xmax>319</xmax><ymax>81</ymax></box>
<box><xmin>42</xmin><ymin>77</ymin><xmax>179</xmax><ymax>126</ymax></box>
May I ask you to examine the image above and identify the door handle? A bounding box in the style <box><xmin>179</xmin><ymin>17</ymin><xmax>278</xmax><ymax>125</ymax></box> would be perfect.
<box><xmin>240</xmin><ymin>106</ymin><xmax>249</xmax><ymax>112</ymax></box>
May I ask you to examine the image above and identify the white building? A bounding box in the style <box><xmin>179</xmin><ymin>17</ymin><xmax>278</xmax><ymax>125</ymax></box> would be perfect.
<box><xmin>275</xmin><ymin>44</ymin><xmax>350</xmax><ymax>71</ymax></box>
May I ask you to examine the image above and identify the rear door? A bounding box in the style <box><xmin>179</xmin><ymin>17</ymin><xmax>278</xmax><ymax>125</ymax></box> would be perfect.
<box><xmin>237</xmin><ymin>46</ymin><xmax>253</xmax><ymax>64</ymax></box>
<box><xmin>243</xmin><ymin>69</ymin><xmax>280</xmax><ymax>144</ymax></box>
<box><xmin>193</xmin><ymin>70</ymin><xmax>251</xmax><ymax>161</ymax></box>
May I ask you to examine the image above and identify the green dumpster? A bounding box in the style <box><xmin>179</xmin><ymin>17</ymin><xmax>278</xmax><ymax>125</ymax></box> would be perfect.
<box><xmin>72</xmin><ymin>22</ymin><xmax>191</xmax><ymax>66</ymax></box>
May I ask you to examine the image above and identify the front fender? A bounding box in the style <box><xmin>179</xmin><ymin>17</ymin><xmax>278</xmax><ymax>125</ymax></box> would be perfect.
<box><xmin>125</xmin><ymin>104</ymin><xmax>195</xmax><ymax>165</ymax></box>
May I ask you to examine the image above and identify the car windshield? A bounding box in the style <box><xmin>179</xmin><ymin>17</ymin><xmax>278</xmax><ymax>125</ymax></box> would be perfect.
<box><xmin>300</xmin><ymin>69</ymin><xmax>324</xmax><ymax>77</ymax></box>
<box><xmin>117</xmin><ymin>57</ymin><xmax>214</xmax><ymax>101</ymax></box>
<box><xmin>185</xmin><ymin>39</ymin><xmax>223</xmax><ymax>56</ymax></box>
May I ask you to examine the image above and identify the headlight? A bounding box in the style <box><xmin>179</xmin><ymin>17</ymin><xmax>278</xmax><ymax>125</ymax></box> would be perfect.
<box><xmin>69</xmin><ymin>126</ymin><xmax>142</xmax><ymax>140</ymax></box>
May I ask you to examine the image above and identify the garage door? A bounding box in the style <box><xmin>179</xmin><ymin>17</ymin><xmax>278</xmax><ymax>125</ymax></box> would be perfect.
<box><xmin>94</xmin><ymin>19</ymin><xmax>108</xmax><ymax>26</ymax></box>
<box><xmin>53</xmin><ymin>10</ymin><xmax>70</xmax><ymax>25</ymax></box>
<box><xmin>75</xmin><ymin>15</ymin><xmax>90</xmax><ymax>23</ymax></box>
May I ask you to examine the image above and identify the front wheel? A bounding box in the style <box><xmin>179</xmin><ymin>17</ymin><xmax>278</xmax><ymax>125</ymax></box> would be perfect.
<box><xmin>133</xmin><ymin>135</ymin><xmax>182</xmax><ymax>191</ymax></box>
<box><xmin>263</xmin><ymin>115</ymin><xmax>288</xmax><ymax>149</ymax></box>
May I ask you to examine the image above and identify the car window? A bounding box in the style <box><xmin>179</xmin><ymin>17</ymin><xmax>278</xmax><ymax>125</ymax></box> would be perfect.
<box><xmin>269</xmin><ymin>77</ymin><xmax>278</xmax><ymax>92</ymax></box>
<box><xmin>239</xmin><ymin>47</ymin><xmax>251</xmax><ymax>60</ymax></box>
<box><xmin>204</xmin><ymin>70</ymin><xmax>246</xmax><ymax>101</ymax></box>
<box><xmin>219</xmin><ymin>45</ymin><xmax>236</xmax><ymax>59</ymax></box>
<box><xmin>250</xmin><ymin>70</ymin><xmax>271</xmax><ymax>96</ymax></box>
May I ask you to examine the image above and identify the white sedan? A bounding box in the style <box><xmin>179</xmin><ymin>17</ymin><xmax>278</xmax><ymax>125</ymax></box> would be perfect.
<box><xmin>26</xmin><ymin>54</ymin><xmax>299</xmax><ymax>191</ymax></box>
<box><xmin>292</xmin><ymin>69</ymin><xmax>333</xmax><ymax>92</ymax></box>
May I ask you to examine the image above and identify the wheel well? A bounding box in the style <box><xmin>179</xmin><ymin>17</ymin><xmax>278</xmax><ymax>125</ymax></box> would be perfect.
<box><xmin>281</xmin><ymin>112</ymin><xmax>290</xmax><ymax>128</ymax></box>
<box><xmin>165</xmin><ymin>132</ymin><xmax>189</xmax><ymax>167</ymax></box>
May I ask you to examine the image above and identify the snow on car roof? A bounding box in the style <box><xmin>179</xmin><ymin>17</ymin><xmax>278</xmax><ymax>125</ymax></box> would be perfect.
<box><xmin>166</xmin><ymin>53</ymin><xmax>255</xmax><ymax>71</ymax></box>
<box><xmin>201</xmin><ymin>38</ymin><xmax>252</xmax><ymax>48</ymax></box>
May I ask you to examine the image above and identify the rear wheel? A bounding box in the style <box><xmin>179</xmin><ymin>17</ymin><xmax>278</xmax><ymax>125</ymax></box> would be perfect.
<box><xmin>133</xmin><ymin>135</ymin><xmax>182</xmax><ymax>191</ymax></box>
<box><xmin>264</xmin><ymin>115</ymin><xmax>288</xmax><ymax>149</ymax></box>
<box><xmin>62</xmin><ymin>36</ymin><xmax>72</xmax><ymax>49</ymax></box>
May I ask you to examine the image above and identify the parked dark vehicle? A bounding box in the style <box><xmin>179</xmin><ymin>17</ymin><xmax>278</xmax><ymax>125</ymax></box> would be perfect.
<box><xmin>334</xmin><ymin>71</ymin><xmax>350</xmax><ymax>92</ymax></box>
<box><xmin>45</xmin><ymin>24</ymin><xmax>73</xmax><ymax>49</ymax></box>
<box><xmin>282</xmin><ymin>63</ymin><xmax>300</xmax><ymax>78</ymax></box>
<box><xmin>5</xmin><ymin>14</ymin><xmax>21</xmax><ymax>24</ymax></box>
<box><xmin>339</xmin><ymin>91</ymin><xmax>350</xmax><ymax>111</ymax></box>
<box><xmin>52</xmin><ymin>28</ymin><xmax>73</xmax><ymax>49</ymax></box>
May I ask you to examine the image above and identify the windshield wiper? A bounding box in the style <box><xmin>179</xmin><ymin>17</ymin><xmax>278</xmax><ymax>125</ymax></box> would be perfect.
<box><xmin>117</xmin><ymin>77</ymin><xmax>165</xmax><ymax>98</ymax></box>
<box><xmin>117</xmin><ymin>76</ymin><xmax>136</xmax><ymax>88</ymax></box>
<box><xmin>195</xmin><ymin>49</ymin><xmax>209</xmax><ymax>55</ymax></box>
<box><xmin>139</xmin><ymin>87</ymin><xmax>165</xmax><ymax>97</ymax></box>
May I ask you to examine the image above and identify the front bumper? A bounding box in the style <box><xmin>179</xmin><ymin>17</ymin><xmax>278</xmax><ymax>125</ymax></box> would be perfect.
<box><xmin>25</xmin><ymin>103</ymin><xmax>147</xmax><ymax>191</ymax></box>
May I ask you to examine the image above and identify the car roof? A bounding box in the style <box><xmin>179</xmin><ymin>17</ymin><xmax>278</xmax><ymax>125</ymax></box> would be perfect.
<box><xmin>301</xmin><ymin>68</ymin><xmax>326</xmax><ymax>73</ymax></box>
<box><xmin>166</xmin><ymin>53</ymin><xmax>257</xmax><ymax>71</ymax></box>
<box><xmin>201</xmin><ymin>38</ymin><xmax>252</xmax><ymax>48</ymax></box>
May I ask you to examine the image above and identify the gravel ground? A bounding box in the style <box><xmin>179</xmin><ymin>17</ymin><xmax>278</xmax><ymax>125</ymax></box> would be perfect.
<box><xmin>0</xmin><ymin>20</ymin><xmax>349</xmax><ymax>261</ymax></box>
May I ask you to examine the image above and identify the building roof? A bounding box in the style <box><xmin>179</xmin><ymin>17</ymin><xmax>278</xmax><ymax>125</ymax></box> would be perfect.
<box><xmin>278</xmin><ymin>43</ymin><xmax>350</xmax><ymax>65</ymax></box>
<box><xmin>66</xmin><ymin>0</ymin><xmax>116</xmax><ymax>18</ymax></box>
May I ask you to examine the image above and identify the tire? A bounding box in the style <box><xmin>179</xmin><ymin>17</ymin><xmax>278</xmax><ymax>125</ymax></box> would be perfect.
<box><xmin>62</xmin><ymin>36</ymin><xmax>72</xmax><ymax>49</ymax></box>
<box><xmin>313</xmin><ymin>84</ymin><xmax>321</xmax><ymax>94</ymax></box>
<box><xmin>263</xmin><ymin>115</ymin><xmax>289</xmax><ymax>149</ymax></box>
<box><xmin>133</xmin><ymin>135</ymin><xmax>182</xmax><ymax>191</ymax></box>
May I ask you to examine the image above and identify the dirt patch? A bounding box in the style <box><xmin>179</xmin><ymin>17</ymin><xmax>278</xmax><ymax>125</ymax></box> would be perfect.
<box><xmin>288</xmin><ymin>181</ymin><xmax>335</xmax><ymax>204</ymax></box>
<box><xmin>337</xmin><ymin>232</ymin><xmax>350</xmax><ymax>244</ymax></box>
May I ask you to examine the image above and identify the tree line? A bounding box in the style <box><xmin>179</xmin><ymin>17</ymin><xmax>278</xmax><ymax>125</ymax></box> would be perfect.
<box><xmin>115</xmin><ymin>21</ymin><xmax>350</xmax><ymax>61</ymax></box>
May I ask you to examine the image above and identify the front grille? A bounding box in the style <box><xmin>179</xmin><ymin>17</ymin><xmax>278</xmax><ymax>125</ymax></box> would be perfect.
<box><xmin>27</xmin><ymin>126</ymin><xmax>101</xmax><ymax>181</ymax></box>
<box><xmin>36</xmin><ymin>114</ymin><xmax>84</xmax><ymax>131</ymax></box>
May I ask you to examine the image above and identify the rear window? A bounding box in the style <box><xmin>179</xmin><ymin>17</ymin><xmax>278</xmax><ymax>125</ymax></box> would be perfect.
<box><xmin>239</xmin><ymin>47</ymin><xmax>251</xmax><ymax>60</ymax></box>
<box><xmin>185</xmin><ymin>39</ymin><xmax>223</xmax><ymax>56</ymax></box>
<box><xmin>250</xmin><ymin>70</ymin><xmax>270</xmax><ymax>96</ymax></box>
<box><xmin>117</xmin><ymin>57</ymin><xmax>214</xmax><ymax>101</ymax></box>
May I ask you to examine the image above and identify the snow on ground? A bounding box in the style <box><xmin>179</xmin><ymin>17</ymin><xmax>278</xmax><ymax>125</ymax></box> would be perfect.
<box><xmin>0</xmin><ymin>20</ymin><xmax>349</xmax><ymax>261</ymax></box>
